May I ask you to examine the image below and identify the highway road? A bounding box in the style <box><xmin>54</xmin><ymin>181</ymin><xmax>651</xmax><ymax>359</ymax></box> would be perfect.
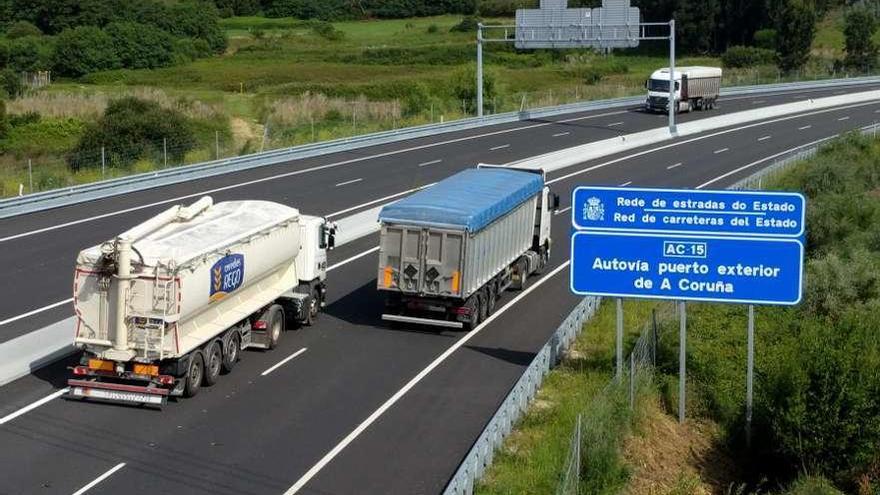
<box><xmin>0</xmin><ymin>82</ymin><xmax>879</xmax><ymax>495</ymax></box>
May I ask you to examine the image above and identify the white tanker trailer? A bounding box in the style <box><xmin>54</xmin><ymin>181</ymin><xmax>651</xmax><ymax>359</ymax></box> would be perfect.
<box><xmin>68</xmin><ymin>196</ymin><xmax>336</xmax><ymax>406</ymax></box>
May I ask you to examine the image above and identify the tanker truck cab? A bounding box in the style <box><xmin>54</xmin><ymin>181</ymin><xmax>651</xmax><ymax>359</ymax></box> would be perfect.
<box><xmin>67</xmin><ymin>197</ymin><xmax>335</xmax><ymax>407</ymax></box>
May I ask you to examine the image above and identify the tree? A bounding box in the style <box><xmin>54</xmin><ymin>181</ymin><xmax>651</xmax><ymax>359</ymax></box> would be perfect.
<box><xmin>69</xmin><ymin>97</ymin><xmax>196</xmax><ymax>171</ymax></box>
<box><xmin>53</xmin><ymin>26</ymin><xmax>120</xmax><ymax>77</ymax></box>
<box><xmin>6</xmin><ymin>36</ymin><xmax>53</xmax><ymax>72</ymax></box>
<box><xmin>5</xmin><ymin>20</ymin><xmax>41</xmax><ymax>39</ymax></box>
<box><xmin>165</xmin><ymin>2</ymin><xmax>228</xmax><ymax>54</ymax></box>
<box><xmin>844</xmin><ymin>8</ymin><xmax>878</xmax><ymax>71</ymax></box>
<box><xmin>677</xmin><ymin>0</ymin><xmax>718</xmax><ymax>54</ymax></box>
<box><xmin>104</xmin><ymin>22</ymin><xmax>175</xmax><ymax>70</ymax></box>
<box><xmin>775</xmin><ymin>0</ymin><xmax>817</xmax><ymax>73</ymax></box>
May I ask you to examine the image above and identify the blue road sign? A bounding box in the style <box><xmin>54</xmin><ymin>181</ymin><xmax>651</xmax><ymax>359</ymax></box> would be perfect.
<box><xmin>570</xmin><ymin>231</ymin><xmax>804</xmax><ymax>305</ymax></box>
<box><xmin>572</xmin><ymin>187</ymin><xmax>805</xmax><ymax>238</ymax></box>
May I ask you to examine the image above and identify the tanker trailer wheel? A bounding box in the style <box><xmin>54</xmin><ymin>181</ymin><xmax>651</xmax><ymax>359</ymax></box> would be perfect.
<box><xmin>266</xmin><ymin>305</ymin><xmax>284</xmax><ymax>350</ymax></box>
<box><xmin>222</xmin><ymin>331</ymin><xmax>241</xmax><ymax>373</ymax></box>
<box><xmin>183</xmin><ymin>352</ymin><xmax>205</xmax><ymax>398</ymax></box>
<box><xmin>203</xmin><ymin>341</ymin><xmax>222</xmax><ymax>386</ymax></box>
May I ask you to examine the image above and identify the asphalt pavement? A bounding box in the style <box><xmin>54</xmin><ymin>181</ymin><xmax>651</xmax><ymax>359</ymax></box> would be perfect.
<box><xmin>0</xmin><ymin>83</ymin><xmax>878</xmax><ymax>495</ymax></box>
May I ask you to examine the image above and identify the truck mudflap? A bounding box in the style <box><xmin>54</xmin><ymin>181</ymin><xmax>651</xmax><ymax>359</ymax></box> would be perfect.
<box><xmin>381</xmin><ymin>314</ymin><xmax>464</xmax><ymax>329</ymax></box>
<box><xmin>67</xmin><ymin>379</ymin><xmax>169</xmax><ymax>406</ymax></box>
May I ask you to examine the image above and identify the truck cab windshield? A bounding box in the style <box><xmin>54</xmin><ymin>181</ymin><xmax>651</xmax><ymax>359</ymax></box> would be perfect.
<box><xmin>647</xmin><ymin>79</ymin><xmax>679</xmax><ymax>92</ymax></box>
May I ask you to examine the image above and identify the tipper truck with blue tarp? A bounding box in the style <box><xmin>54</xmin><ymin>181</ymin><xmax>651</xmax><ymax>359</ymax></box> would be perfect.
<box><xmin>377</xmin><ymin>166</ymin><xmax>558</xmax><ymax>330</ymax></box>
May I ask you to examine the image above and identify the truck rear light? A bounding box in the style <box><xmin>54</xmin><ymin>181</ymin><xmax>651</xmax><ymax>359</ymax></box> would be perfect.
<box><xmin>133</xmin><ymin>363</ymin><xmax>159</xmax><ymax>377</ymax></box>
<box><xmin>88</xmin><ymin>359</ymin><xmax>114</xmax><ymax>372</ymax></box>
<box><xmin>454</xmin><ymin>306</ymin><xmax>471</xmax><ymax>316</ymax></box>
<box><xmin>157</xmin><ymin>375</ymin><xmax>175</xmax><ymax>386</ymax></box>
<box><xmin>253</xmin><ymin>320</ymin><xmax>268</xmax><ymax>330</ymax></box>
<box><xmin>383</xmin><ymin>266</ymin><xmax>394</xmax><ymax>288</ymax></box>
<box><xmin>73</xmin><ymin>366</ymin><xmax>89</xmax><ymax>376</ymax></box>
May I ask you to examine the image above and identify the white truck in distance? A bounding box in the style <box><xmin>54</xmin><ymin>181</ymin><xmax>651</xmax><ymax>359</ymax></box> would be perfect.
<box><xmin>645</xmin><ymin>66</ymin><xmax>723</xmax><ymax>113</ymax></box>
<box><xmin>68</xmin><ymin>196</ymin><xmax>336</xmax><ymax>406</ymax></box>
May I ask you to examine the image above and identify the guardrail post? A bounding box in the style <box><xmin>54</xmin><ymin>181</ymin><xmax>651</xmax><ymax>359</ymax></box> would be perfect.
<box><xmin>101</xmin><ymin>146</ymin><xmax>105</xmax><ymax>179</ymax></box>
<box><xmin>27</xmin><ymin>159</ymin><xmax>32</xmax><ymax>193</ymax></box>
<box><xmin>163</xmin><ymin>138</ymin><xmax>168</xmax><ymax>168</ymax></box>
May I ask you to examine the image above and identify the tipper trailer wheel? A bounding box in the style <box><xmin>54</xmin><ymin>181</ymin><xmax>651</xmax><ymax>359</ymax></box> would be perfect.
<box><xmin>184</xmin><ymin>352</ymin><xmax>204</xmax><ymax>398</ymax></box>
<box><xmin>204</xmin><ymin>341</ymin><xmax>222</xmax><ymax>386</ymax></box>
<box><xmin>465</xmin><ymin>296</ymin><xmax>481</xmax><ymax>331</ymax></box>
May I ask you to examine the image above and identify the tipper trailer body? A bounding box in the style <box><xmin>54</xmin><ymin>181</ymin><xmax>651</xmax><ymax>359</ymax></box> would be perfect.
<box><xmin>69</xmin><ymin>196</ymin><xmax>336</xmax><ymax>406</ymax></box>
<box><xmin>377</xmin><ymin>166</ymin><xmax>557</xmax><ymax>330</ymax></box>
<box><xmin>645</xmin><ymin>66</ymin><xmax>723</xmax><ymax>113</ymax></box>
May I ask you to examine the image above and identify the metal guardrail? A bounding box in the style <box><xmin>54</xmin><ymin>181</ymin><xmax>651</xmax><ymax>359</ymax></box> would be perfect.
<box><xmin>442</xmin><ymin>296</ymin><xmax>600</xmax><ymax>495</ymax></box>
<box><xmin>2</xmin><ymin>76</ymin><xmax>879</xmax><ymax>220</ymax></box>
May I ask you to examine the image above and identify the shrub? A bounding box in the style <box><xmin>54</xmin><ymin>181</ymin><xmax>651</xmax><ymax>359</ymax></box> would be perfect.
<box><xmin>53</xmin><ymin>26</ymin><xmax>120</xmax><ymax>77</ymax></box>
<box><xmin>105</xmin><ymin>22</ymin><xmax>175</xmax><ymax>70</ymax></box>
<box><xmin>721</xmin><ymin>45</ymin><xmax>776</xmax><ymax>68</ymax></box>
<box><xmin>451</xmin><ymin>16</ymin><xmax>481</xmax><ymax>33</ymax></box>
<box><xmin>427</xmin><ymin>24</ymin><xmax>439</xmax><ymax>34</ymax></box>
<box><xmin>68</xmin><ymin>97</ymin><xmax>196</xmax><ymax>171</ymax></box>
<box><xmin>783</xmin><ymin>476</ymin><xmax>846</xmax><ymax>495</ymax></box>
<box><xmin>8</xmin><ymin>111</ymin><xmax>40</xmax><ymax>127</ymax></box>
<box><xmin>448</xmin><ymin>65</ymin><xmax>497</xmax><ymax>114</ymax></box>
<box><xmin>0</xmin><ymin>68</ymin><xmax>22</xmax><ymax>98</ymax></box>
<box><xmin>5</xmin><ymin>21</ymin><xmax>42</xmax><ymax>39</ymax></box>
<box><xmin>478</xmin><ymin>0</ymin><xmax>522</xmax><ymax>17</ymax></box>
<box><xmin>309</xmin><ymin>21</ymin><xmax>344</xmax><ymax>41</ymax></box>
<box><xmin>754</xmin><ymin>29</ymin><xmax>777</xmax><ymax>50</ymax></box>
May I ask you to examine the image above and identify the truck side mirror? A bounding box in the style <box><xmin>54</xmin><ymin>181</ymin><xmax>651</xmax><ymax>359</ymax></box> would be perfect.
<box><xmin>552</xmin><ymin>194</ymin><xmax>561</xmax><ymax>211</ymax></box>
<box><xmin>327</xmin><ymin>225</ymin><xmax>337</xmax><ymax>250</ymax></box>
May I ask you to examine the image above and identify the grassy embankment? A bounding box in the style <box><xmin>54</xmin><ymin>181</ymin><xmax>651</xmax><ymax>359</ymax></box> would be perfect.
<box><xmin>476</xmin><ymin>132</ymin><xmax>880</xmax><ymax>495</ymax></box>
<box><xmin>0</xmin><ymin>8</ymin><xmax>860</xmax><ymax>197</ymax></box>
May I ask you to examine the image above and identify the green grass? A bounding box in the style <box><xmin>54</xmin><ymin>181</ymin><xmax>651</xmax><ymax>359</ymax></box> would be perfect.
<box><xmin>475</xmin><ymin>299</ymin><xmax>658</xmax><ymax>495</ymax></box>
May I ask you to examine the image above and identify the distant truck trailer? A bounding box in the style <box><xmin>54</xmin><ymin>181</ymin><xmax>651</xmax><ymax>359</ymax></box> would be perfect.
<box><xmin>68</xmin><ymin>197</ymin><xmax>336</xmax><ymax>406</ymax></box>
<box><xmin>377</xmin><ymin>166</ymin><xmax>558</xmax><ymax>330</ymax></box>
<box><xmin>645</xmin><ymin>66</ymin><xmax>722</xmax><ymax>113</ymax></box>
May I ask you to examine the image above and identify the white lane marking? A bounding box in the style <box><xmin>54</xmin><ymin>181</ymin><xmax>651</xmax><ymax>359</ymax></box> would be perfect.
<box><xmin>875</xmin><ymin>109</ymin><xmax>880</xmax><ymax>113</ymax></box>
<box><xmin>261</xmin><ymin>348</ymin><xmax>308</xmax><ymax>377</ymax></box>
<box><xmin>417</xmin><ymin>159</ymin><xmax>443</xmax><ymax>167</ymax></box>
<box><xmin>0</xmin><ymin>299</ymin><xmax>72</xmax><ymax>328</ymax></box>
<box><xmin>554</xmin><ymin>206</ymin><xmax>572</xmax><ymax>216</ymax></box>
<box><xmin>697</xmin><ymin>134</ymin><xmax>837</xmax><ymax>189</ymax></box>
<box><xmin>758</xmin><ymin>135</ymin><xmax>772</xmax><ymax>142</ymax></box>
<box><xmin>667</xmin><ymin>162</ymin><xmax>683</xmax><ymax>170</ymax></box>
<box><xmin>714</xmin><ymin>148</ymin><xmax>729</xmax><ymax>154</ymax></box>
<box><xmin>327</xmin><ymin>246</ymin><xmax>380</xmax><ymax>273</ymax></box>
<box><xmin>546</xmin><ymin>99</ymin><xmax>880</xmax><ymax>186</ymax></box>
<box><xmin>607</xmin><ymin>122</ymin><xmax>624</xmax><ymax>127</ymax></box>
<box><xmin>71</xmin><ymin>463</ymin><xmax>126</xmax><ymax>495</ymax></box>
<box><xmin>0</xmin><ymin>387</ymin><xmax>69</xmax><ymax>425</ymax></box>
<box><xmin>282</xmin><ymin>261</ymin><xmax>571</xmax><ymax>494</ymax></box>
<box><xmin>490</xmin><ymin>144</ymin><xmax>510</xmax><ymax>151</ymax></box>
<box><xmin>620</xmin><ymin>181</ymin><xmax>633</xmax><ymax>187</ymax></box>
<box><xmin>552</xmin><ymin>132</ymin><xmax>571</xmax><ymax>137</ymax></box>
<box><xmin>325</xmin><ymin>184</ymin><xmax>433</xmax><ymax>219</ymax></box>
<box><xmin>838</xmin><ymin>116</ymin><xmax>850</xmax><ymax>121</ymax></box>
<box><xmin>335</xmin><ymin>178</ymin><xmax>363</xmax><ymax>188</ymax></box>
<box><xmin>799</xmin><ymin>125</ymin><xmax>812</xmax><ymax>130</ymax></box>
<box><xmin>0</xmin><ymin>109</ymin><xmax>630</xmax><ymax>244</ymax></box>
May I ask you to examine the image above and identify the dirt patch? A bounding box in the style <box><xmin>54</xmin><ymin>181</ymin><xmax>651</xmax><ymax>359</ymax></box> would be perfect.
<box><xmin>622</xmin><ymin>399</ymin><xmax>740</xmax><ymax>495</ymax></box>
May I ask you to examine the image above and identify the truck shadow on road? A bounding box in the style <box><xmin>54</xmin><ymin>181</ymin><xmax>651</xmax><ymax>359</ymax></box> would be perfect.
<box><xmin>323</xmin><ymin>279</ymin><xmax>459</xmax><ymax>338</ymax></box>
<box><xmin>464</xmin><ymin>345</ymin><xmax>536</xmax><ymax>367</ymax></box>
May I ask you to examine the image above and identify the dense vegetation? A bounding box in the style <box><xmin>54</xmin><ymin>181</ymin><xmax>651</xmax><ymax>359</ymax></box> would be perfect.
<box><xmin>0</xmin><ymin>0</ymin><xmax>226</xmax><ymax>77</ymax></box>
<box><xmin>652</xmin><ymin>133</ymin><xmax>880</xmax><ymax>492</ymax></box>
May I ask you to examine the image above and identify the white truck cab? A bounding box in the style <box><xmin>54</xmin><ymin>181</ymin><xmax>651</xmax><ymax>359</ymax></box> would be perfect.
<box><xmin>646</xmin><ymin>66</ymin><xmax>722</xmax><ymax>114</ymax></box>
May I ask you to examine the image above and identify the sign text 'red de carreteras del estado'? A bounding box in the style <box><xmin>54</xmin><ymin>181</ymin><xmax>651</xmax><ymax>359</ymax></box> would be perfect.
<box><xmin>570</xmin><ymin>187</ymin><xmax>806</xmax><ymax>305</ymax></box>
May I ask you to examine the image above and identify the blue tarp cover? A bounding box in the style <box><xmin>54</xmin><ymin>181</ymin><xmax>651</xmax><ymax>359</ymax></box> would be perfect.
<box><xmin>379</xmin><ymin>168</ymin><xmax>544</xmax><ymax>232</ymax></box>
